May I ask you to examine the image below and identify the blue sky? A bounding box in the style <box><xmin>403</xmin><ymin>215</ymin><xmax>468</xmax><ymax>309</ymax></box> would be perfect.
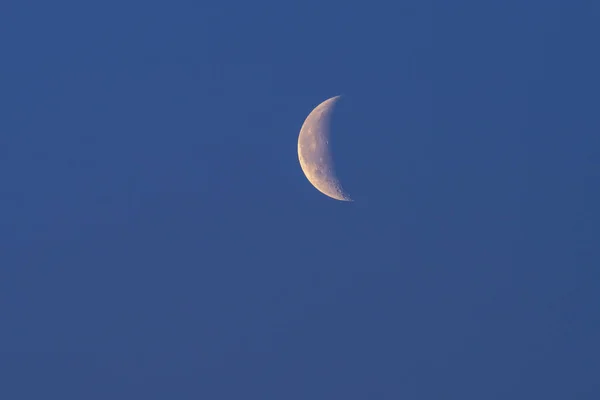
<box><xmin>1</xmin><ymin>0</ymin><xmax>599</xmax><ymax>398</ymax></box>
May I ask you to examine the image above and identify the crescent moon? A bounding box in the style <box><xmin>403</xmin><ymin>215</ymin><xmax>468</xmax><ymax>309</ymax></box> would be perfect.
<box><xmin>298</xmin><ymin>96</ymin><xmax>352</xmax><ymax>201</ymax></box>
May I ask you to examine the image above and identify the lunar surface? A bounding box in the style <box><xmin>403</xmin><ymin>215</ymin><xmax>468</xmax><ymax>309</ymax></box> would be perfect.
<box><xmin>298</xmin><ymin>96</ymin><xmax>352</xmax><ymax>201</ymax></box>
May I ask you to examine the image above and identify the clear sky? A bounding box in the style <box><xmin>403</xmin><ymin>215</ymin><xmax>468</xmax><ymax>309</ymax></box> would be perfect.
<box><xmin>1</xmin><ymin>0</ymin><xmax>599</xmax><ymax>398</ymax></box>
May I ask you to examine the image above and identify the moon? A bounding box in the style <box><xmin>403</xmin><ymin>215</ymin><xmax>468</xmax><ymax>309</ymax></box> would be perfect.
<box><xmin>298</xmin><ymin>96</ymin><xmax>352</xmax><ymax>201</ymax></box>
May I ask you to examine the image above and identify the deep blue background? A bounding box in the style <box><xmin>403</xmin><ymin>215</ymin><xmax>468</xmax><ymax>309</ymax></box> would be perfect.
<box><xmin>1</xmin><ymin>0</ymin><xmax>599</xmax><ymax>398</ymax></box>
